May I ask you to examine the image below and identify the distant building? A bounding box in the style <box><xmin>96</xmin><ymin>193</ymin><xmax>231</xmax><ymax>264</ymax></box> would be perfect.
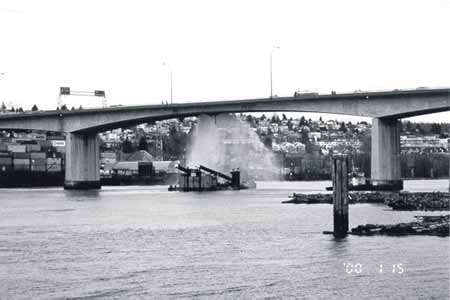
<box><xmin>308</xmin><ymin>132</ymin><xmax>321</xmax><ymax>142</ymax></box>
<box><xmin>401</xmin><ymin>135</ymin><xmax>448</xmax><ymax>153</ymax></box>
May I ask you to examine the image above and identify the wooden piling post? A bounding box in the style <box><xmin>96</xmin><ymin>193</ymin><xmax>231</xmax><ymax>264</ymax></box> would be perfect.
<box><xmin>196</xmin><ymin>169</ymin><xmax>202</xmax><ymax>191</ymax></box>
<box><xmin>332</xmin><ymin>154</ymin><xmax>349</xmax><ymax>237</ymax></box>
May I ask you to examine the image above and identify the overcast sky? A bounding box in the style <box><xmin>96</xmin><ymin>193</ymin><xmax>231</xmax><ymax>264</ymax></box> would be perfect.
<box><xmin>0</xmin><ymin>0</ymin><xmax>449</xmax><ymax>122</ymax></box>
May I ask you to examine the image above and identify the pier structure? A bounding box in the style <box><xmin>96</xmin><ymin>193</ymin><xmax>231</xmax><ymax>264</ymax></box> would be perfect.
<box><xmin>64</xmin><ymin>133</ymin><xmax>100</xmax><ymax>189</ymax></box>
<box><xmin>0</xmin><ymin>88</ymin><xmax>448</xmax><ymax>189</ymax></box>
<box><xmin>370</xmin><ymin>118</ymin><xmax>402</xmax><ymax>190</ymax></box>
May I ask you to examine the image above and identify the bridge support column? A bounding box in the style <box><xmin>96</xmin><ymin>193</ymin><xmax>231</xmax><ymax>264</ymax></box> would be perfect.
<box><xmin>64</xmin><ymin>133</ymin><xmax>101</xmax><ymax>190</ymax></box>
<box><xmin>370</xmin><ymin>118</ymin><xmax>403</xmax><ymax>190</ymax></box>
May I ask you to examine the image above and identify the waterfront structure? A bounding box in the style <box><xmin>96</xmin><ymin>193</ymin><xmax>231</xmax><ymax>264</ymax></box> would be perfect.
<box><xmin>0</xmin><ymin>88</ymin><xmax>448</xmax><ymax>189</ymax></box>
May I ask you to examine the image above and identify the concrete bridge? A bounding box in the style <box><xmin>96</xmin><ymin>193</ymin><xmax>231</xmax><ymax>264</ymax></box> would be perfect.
<box><xmin>0</xmin><ymin>88</ymin><xmax>448</xmax><ymax>189</ymax></box>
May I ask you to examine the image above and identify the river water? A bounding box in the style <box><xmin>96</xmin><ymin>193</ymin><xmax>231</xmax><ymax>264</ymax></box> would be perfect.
<box><xmin>0</xmin><ymin>180</ymin><xmax>449</xmax><ymax>299</ymax></box>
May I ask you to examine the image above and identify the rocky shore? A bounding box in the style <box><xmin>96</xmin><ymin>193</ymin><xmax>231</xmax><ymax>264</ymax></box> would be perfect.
<box><xmin>282</xmin><ymin>191</ymin><xmax>449</xmax><ymax>211</ymax></box>
<box><xmin>385</xmin><ymin>192</ymin><xmax>449</xmax><ymax>211</ymax></box>
<box><xmin>350</xmin><ymin>215</ymin><xmax>449</xmax><ymax>237</ymax></box>
<box><xmin>282</xmin><ymin>191</ymin><xmax>388</xmax><ymax>204</ymax></box>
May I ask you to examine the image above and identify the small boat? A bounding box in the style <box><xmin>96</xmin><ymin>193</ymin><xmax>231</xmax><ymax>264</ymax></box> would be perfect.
<box><xmin>241</xmin><ymin>180</ymin><xmax>256</xmax><ymax>189</ymax></box>
<box><xmin>326</xmin><ymin>169</ymin><xmax>369</xmax><ymax>191</ymax></box>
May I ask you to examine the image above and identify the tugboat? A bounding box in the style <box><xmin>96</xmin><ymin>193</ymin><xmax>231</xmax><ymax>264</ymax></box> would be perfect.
<box><xmin>241</xmin><ymin>180</ymin><xmax>257</xmax><ymax>189</ymax></box>
<box><xmin>326</xmin><ymin>166</ymin><xmax>369</xmax><ymax>191</ymax></box>
<box><xmin>326</xmin><ymin>156</ymin><xmax>404</xmax><ymax>191</ymax></box>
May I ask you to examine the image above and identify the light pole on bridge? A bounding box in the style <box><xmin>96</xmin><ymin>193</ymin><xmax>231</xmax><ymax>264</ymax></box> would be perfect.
<box><xmin>162</xmin><ymin>62</ymin><xmax>173</xmax><ymax>104</ymax></box>
<box><xmin>270</xmin><ymin>46</ymin><xmax>280</xmax><ymax>98</ymax></box>
<box><xmin>0</xmin><ymin>73</ymin><xmax>5</xmax><ymax>110</ymax></box>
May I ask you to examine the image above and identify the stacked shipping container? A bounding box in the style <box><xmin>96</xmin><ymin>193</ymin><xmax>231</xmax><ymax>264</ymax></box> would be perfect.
<box><xmin>0</xmin><ymin>141</ymin><xmax>64</xmax><ymax>173</ymax></box>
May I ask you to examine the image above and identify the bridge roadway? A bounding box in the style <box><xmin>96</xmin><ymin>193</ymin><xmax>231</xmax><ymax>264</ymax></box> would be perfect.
<box><xmin>0</xmin><ymin>88</ymin><xmax>448</xmax><ymax>189</ymax></box>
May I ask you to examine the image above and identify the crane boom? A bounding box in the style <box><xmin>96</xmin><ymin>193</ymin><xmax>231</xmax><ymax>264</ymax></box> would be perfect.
<box><xmin>176</xmin><ymin>164</ymin><xmax>191</xmax><ymax>175</ymax></box>
<box><xmin>199</xmin><ymin>165</ymin><xmax>232</xmax><ymax>181</ymax></box>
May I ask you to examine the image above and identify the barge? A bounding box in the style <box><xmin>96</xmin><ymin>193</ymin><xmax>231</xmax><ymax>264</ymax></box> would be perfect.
<box><xmin>169</xmin><ymin>164</ymin><xmax>250</xmax><ymax>191</ymax></box>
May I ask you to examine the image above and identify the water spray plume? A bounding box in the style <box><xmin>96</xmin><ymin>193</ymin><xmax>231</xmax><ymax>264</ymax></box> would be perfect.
<box><xmin>186</xmin><ymin>114</ymin><xmax>280</xmax><ymax>182</ymax></box>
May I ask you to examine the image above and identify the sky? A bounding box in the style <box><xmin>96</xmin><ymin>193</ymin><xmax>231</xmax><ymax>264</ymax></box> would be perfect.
<box><xmin>0</xmin><ymin>0</ymin><xmax>449</xmax><ymax>123</ymax></box>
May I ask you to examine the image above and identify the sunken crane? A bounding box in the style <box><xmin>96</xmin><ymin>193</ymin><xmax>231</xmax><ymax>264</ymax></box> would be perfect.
<box><xmin>169</xmin><ymin>164</ymin><xmax>243</xmax><ymax>191</ymax></box>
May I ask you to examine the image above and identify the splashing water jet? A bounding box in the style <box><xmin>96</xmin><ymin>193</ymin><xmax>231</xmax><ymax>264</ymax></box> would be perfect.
<box><xmin>186</xmin><ymin>114</ymin><xmax>280</xmax><ymax>183</ymax></box>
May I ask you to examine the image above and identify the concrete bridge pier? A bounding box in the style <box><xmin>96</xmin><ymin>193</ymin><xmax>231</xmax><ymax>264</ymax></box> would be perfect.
<box><xmin>64</xmin><ymin>132</ymin><xmax>101</xmax><ymax>190</ymax></box>
<box><xmin>370</xmin><ymin>117</ymin><xmax>403</xmax><ymax>190</ymax></box>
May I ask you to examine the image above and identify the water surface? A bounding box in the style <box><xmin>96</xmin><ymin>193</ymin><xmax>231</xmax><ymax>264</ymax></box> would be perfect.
<box><xmin>0</xmin><ymin>180</ymin><xmax>449</xmax><ymax>299</ymax></box>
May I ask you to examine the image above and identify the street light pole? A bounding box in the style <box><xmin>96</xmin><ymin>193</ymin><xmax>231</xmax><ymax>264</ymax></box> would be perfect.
<box><xmin>270</xmin><ymin>46</ymin><xmax>280</xmax><ymax>98</ymax></box>
<box><xmin>169</xmin><ymin>68</ymin><xmax>173</xmax><ymax>105</ymax></box>
<box><xmin>0</xmin><ymin>73</ymin><xmax>5</xmax><ymax>110</ymax></box>
<box><xmin>163</xmin><ymin>63</ymin><xmax>173</xmax><ymax>104</ymax></box>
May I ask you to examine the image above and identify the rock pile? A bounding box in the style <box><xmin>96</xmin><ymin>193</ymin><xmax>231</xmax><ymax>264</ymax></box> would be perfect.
<box><xmin>351</xmin><ymin>215</ymin><xmax>449</xmax><ymax>237</ymax></box>
<box><xmin>283</xmin><ymin>191</ymin><xmax>449</xmax><ymax>211</ymax></box>
<box><xmin>385</xmin><ymin>192</ymin><xmax>449</xmax><ymax>211</ymax></box>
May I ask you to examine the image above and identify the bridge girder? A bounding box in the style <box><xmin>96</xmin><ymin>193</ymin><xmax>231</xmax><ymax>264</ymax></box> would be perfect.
<box><xmin>0</xmin><ymin>89</ymin><xmax>448</xmax><ymax>134</ymax></box>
